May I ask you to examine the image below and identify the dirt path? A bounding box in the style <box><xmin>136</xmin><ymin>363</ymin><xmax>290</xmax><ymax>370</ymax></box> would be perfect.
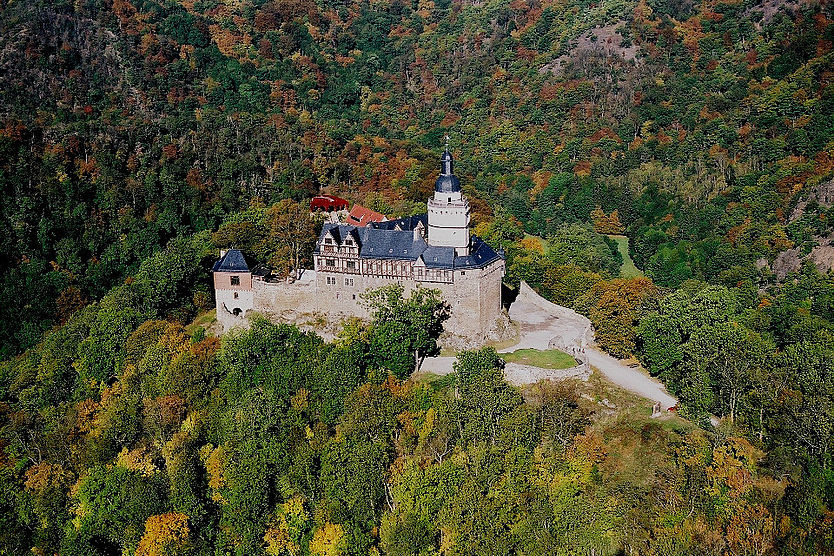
<box><xmin>506</xmin><ymin>283</ymin><xmax>678</xmax><ymax>409</ymax></box>
<box><xmin>421</xmin><ymin>282</ymin><xmax>678</xmax><ymax>410</ymax></box>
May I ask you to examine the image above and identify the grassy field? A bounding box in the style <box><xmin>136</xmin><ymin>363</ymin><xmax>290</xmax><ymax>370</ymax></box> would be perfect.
<box><xmin>501</xmin><ymin>348</ymin><xmax>577</xmax><ymax>369</ymax></box>
<box><xmin>608</xmin><ymin>235</ymin><xmax>644</xmax><ymax>278</ymax></box>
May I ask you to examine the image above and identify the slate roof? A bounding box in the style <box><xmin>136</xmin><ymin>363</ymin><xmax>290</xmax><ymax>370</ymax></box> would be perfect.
<box><xmin>371</xmin><ymin>213</ymin><xmax>428</xmax><ymax>232</ymax></box>
<box><xmin>419</xmin><ymin>236</ymin><xmax>503</xmax><ymax>269</ymax></box>
<box><xmin>212</xmin><ymin>249</ymin><xmax>250</xmax><ymax>272</ymax></box>
<box><xmin>435</xmin><ymin>173</ymin><xmax>461</xmax><ymax>193</ymax></box>
<box><xmin>361</xmin><ymin>228</ymin><xmax>427</xmax><ymax>260</ymax></box>
<box><xmin>315</xmin><ymin>223</ymin><xmax>503</xmax><ymax>270</ymax></box>
<box><xmin>315</xmin><ymin>223</ymin><xmax>428</xmax><ymax>261</ymax></box>
<box><xmin>435</xmin><ymin>150</ymin><xmax>462</xmax><ymax>193</ymax></box>
<box><xmin>454</xmin><ymin>236</ymin><xmax>504</xmax><ymax>268</ymax></box>
<box><xmin>321</xmin><ymin>224</ymin><xmax>362</xmax><ymax>246</ymax></box>
<box><xmin>422</xmin><ymin>246</ymin><xmax>456</xmax><ymax>268</ymax></box>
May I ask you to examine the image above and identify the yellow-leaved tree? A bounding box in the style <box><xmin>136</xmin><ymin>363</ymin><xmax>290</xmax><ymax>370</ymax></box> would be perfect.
<box><xmin>309</xmin><ymin>522</ymin><xmax>346</xmax><ymax>556</ymax></box>
<box><xmin>264</xmin><ymin>496</ymin><xmax>310</xmax><ymax>556</ymax></box>
<box><xmin>590</xmin><ymin>206</ymin><xmax>625</xmax><ymax>235</ymax></box>
<box><xmin>135</xmin><ymin>512</ymin><xmax>189</xmax><ymax>556</ymax></box>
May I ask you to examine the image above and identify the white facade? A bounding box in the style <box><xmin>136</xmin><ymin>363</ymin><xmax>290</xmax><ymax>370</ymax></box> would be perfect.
<box><xmin>428</xmin><ymin>188</ymin><xmax>471</xmax><ymax>256</ymax></box>
<box><xmin>213</xmin><ymin>264</ymin><xmax>255</xmax><ymax>330</ymax></box>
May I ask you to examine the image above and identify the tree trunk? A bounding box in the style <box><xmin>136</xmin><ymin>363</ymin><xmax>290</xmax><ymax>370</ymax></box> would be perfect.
<box><xmin>758</xmin><ymin>405</ymin><xmax>764</xmax><ymax>442</ymax></box>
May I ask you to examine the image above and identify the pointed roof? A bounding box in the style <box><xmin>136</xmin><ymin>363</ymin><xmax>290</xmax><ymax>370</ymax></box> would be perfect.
<box><xmin>315</xmin><ymin>223</ymin><xmax>428</xmax><ymax>261</ymax></box>
<box><xmin>454</xmin><ymin>236</ymin><xmax>503</xmax><ymax>268</ymax></box>
<box><xmin>347</xmin><ymin>204</ymin><xmax>388</xmax><ymax>227</ymax></box>
<box><xmin>212</xmin><ymin>249</ymin><xmax>250</xmax><ymax>272</ymax></box>
<box><xmin>434</xmin><ymin>148</ymin><xmax>461</xmax><ymax>193</ymax></box>
<box><xmin>415</xmin><ymin>236</ymin><xmax>504</xmax><ymax>270</ymax></box>
<box><xmin>321</xmin><ymin>224</ymin><xmax>362</xmax><ymax>247</ymax></box>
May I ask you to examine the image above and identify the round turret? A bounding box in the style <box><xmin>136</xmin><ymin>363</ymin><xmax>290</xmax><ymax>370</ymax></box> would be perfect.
<box><xmin>428</xmin><ymin>147</ymin><xmax>470</xmax><ymax>255</ymax></box>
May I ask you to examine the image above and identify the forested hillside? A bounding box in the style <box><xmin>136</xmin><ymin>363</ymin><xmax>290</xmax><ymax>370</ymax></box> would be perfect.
<box><xmin>2</xmin><ymin>0</ymin><xmax>834</xmax><ymax>553</ymax></box>
<box><xmin>2</xmin><ymin>0</ymin><xmax>833</xmax><ymax>355</ymax></box>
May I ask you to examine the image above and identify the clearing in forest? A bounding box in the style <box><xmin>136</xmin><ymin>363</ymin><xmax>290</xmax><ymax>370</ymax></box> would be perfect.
<box><xmin>608</xmin><ymin>234</ymin><xmax>644</xmax><ymax>278</ymax></box>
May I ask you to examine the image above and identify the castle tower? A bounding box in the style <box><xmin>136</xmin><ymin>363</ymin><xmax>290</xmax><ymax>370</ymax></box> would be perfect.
<box><xmin>428</xmin><ymin>147</ymin><xmax>471</xmax><ymax>256</ymax></box>
<box><xmin>212</xmin><ymin>249</ymin><xmax>254</xmax><ymax>326</ymax></box>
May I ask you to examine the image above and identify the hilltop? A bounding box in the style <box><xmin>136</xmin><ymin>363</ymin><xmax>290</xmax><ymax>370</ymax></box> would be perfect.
<box><xmin>1</xmin><ymin>0</ymin><xmax>834</xmax><ymax>553</ymax></box>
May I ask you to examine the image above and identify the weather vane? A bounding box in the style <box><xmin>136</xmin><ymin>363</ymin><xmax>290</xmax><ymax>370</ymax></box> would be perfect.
<box><xmin>444</xmin><ymin>134</ymin><xmax>450</xmax><ymax>152</ymax></box>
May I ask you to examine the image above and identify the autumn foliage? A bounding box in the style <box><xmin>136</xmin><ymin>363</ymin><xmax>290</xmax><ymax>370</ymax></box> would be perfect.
<box><xmin>135</xmin><ymin>513</ymin><xmax>190</xmax><ymax>556</ymax></box>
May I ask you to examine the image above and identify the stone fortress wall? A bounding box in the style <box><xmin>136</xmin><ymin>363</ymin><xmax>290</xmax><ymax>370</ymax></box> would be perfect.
<box><xmin>215</xmin><ymin>148</ymin><xmax>507</xmax><ymax>343</ymax></box>
<box><xmin>217</xmin><ymin>257</ymin><xmax>506</xmax><ymax>342</ymax></box>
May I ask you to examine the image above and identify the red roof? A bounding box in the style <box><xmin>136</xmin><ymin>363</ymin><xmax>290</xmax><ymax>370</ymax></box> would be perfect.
<box><xmin>346</xmin><ymin>204</ymin><xmax>388</xmax><ymax>227</ymax></box>
<box><xmin>310</xmin><ymin>195</ymin><xmax>349</xmax><ymax>212</ymax></box>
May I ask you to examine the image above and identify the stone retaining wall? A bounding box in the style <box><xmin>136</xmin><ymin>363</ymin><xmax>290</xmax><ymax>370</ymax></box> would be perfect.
<box><xmin>503</xmin><ymin>361</ymin><xmax>591</xmax><ymax>386</ymax></box>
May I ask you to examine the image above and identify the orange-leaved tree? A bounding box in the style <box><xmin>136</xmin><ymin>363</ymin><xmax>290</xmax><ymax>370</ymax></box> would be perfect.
<box><xmin>588</xmin><ymin>277</ymin><xmax>660</xmax><ymax>357</ymax></box>
<box><xmin>135</xmin><ymin>512</ymin><xmax>190</xmax><ymax>556</ymax></box>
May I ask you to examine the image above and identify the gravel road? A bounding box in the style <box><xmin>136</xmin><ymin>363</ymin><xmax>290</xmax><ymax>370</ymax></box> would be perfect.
<box><xmin>421</xmin><ymin>282</ymin><xmax>678</xmax><ymax>410</ymax></box>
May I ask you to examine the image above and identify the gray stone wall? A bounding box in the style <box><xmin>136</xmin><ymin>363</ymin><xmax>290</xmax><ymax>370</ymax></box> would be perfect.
<box><xmin>220</xmin><ymin>259</ymin><xmax>506</xmax><ymax>342</ymax></box>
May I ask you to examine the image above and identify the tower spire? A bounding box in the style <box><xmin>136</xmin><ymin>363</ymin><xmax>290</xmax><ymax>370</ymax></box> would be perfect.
<box><xmin>439</xmin><ymin>138</ymin><xmax>454</xmax><ymax>177</ymax></box>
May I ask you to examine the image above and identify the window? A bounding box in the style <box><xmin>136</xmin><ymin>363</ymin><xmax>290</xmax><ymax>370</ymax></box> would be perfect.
<box><xmin>460</xmin><ymin>271</ymin><xmax>465</xmax><ymax>276</ymax></box>
<box><xmin>347</xmin><ymin>261</ymin><xmax>356</xmax><ymax>270</ymax></box>
<box><xmin>344</xmin><ymin>278</ymin><xmax>354</xmax><ymax>286</ymax></box>
<box><xmin>324</xmin><ymin>237</ymin><xmax>333</xmax><ymax>245</ymax></box>
<box><xmin>234</xmin><ymin>292</ymin><xmax>239</xmax><ymax>299</ymax></box>
<box><xmin>230</xmin><ymin>276</ymin><xmax>240</xmax><ymax>286</ymax></box>
<box><xmin>325</xmin><ymin>258</ymin><xmax>335</xmax><ymax>267</ymax></box>
<box><xmin>345</xmin><ymin>238</ymin><xmax>353</xmax><ymax>245</ymax></box>
<box><xmin>326</xmin><ymin>276</ymin><xmax>336</xmax><ymax>285</ymax></box>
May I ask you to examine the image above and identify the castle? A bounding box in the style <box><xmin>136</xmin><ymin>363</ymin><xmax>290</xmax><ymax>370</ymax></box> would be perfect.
<box><xmin>213</xmin><ymin>149</ymin><xmax>506</xmax><ymax>341</ymax></box>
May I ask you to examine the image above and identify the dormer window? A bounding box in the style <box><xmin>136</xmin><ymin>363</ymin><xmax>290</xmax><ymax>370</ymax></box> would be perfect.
<box><xmin>230</xmin><ymin>276</ymin><xmax>240</xmax><ymax>286</ymax></box>
<box><xmin>345</xmin><ymin>238</ymin><xmax>353</xmax><ymax>246</ymax></box>
<box><xmin>324</xmin><ymin>237</ymin><xmax>333</xmax><ymax>245</ymax></box>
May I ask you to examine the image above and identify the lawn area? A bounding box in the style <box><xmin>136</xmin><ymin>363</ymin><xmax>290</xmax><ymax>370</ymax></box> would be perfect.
<box><xmin>608</xmin><ymin>234</ymin><xmax>644</xmax><ymax>278</ymax></box>
<box><xmin>502</xmin><ymin>348</ymin><xmax>577</xmax><ymax>369</ymax></box>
